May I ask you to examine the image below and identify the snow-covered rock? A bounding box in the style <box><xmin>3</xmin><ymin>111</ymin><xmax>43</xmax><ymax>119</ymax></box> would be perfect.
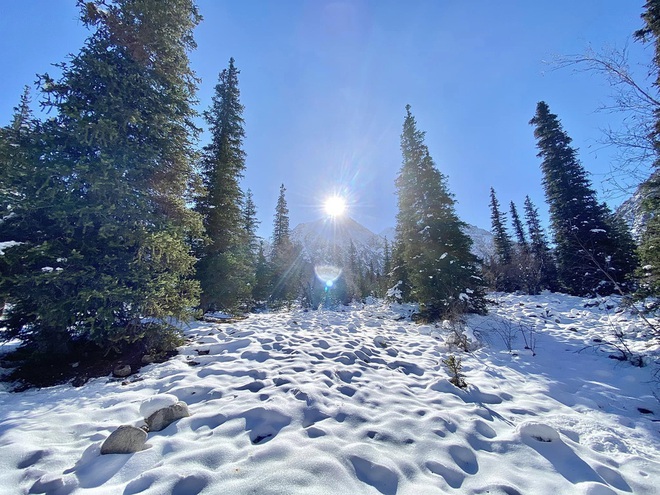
<box><xmin>139</xmin><ymin>394</ymin><xmax>179</xmax><ymax>419</ymax></box>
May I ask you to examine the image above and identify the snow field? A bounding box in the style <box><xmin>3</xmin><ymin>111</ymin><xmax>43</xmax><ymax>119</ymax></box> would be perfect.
<box><xmin>0</xmin><ymin>293</ymin><xmax>658</xmax><ymax>494</ymax></box>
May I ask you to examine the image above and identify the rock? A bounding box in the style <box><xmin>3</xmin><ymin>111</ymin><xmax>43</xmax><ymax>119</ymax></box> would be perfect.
<box><xmin>100</xmin><ymin>425</ymin><xmax>147</xmax><ymax>454</ymax></box>
<box><xmin>145</xmin><ymin>401</ymin><xmax>190</xmax><ymax>432</ymax></box>
<box><xmin>141</xmin><ymin>354</ymin><xmax>155</xmax><ymax>364</ymax></box>
<box><xmin>139</xmin><ymin>394</ymin><xmax>179</xmax><ymax>418</ymax></box>
<box><xmin>112</xmin><ymin>364</ymin><xmax>132</xmax><ymax>378</ymax></box>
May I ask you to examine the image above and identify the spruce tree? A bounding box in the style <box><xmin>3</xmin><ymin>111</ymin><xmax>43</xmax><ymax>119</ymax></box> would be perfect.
<box><xmin>510</xmin><ymin>201</ymin><xmax>529</xmax><ymax>249</ymax></box>
<box><xmin>0</xmin><ymin>0</ymin><xmax>202</xmax><ymax>354</ymax></box>
<box><xmin>634</xmin><ymin>1</ymin><xmax>660</xmax><ymax>304</ymax></box>
<box><xmin>530</xmin><ymin>101</ymin><xmax>634</xmax><ymax>295</ymax></box>
<box><xmin>243</xmin><ymin>188</ymin><xmax>260</xmax><ymax>255</ymax></box>
<box><xmin>196</xmin><ymin>57</ymin><xmax>252</xmax><ymax>312</ymax></box>
<box><xmin>394</xmin><ymin>105</ymin><xmax>486</xmax><ymax>318</ymax></box>
<box><xmin>270</xmin><ymin>184</ymin><xmax>300</xmax><ymax>303</ymax></box>
<box><xmin>489</xmin><ymin>188</ymin><xmax>513</xmax><ymax>265</ymax></box>
<box><xmin>523</xmin><ymin>196</ymin><xmax>558</xmax><ymax>291</ymax></box>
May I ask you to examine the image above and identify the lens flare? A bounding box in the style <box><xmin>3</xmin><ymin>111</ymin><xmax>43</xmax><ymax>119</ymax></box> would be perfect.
<box><xmin>314</xmin><ymin>265</ymin><xmax>342</xmax><ymax>286</ymax></box>
<box><xmin>324</xmin><ymin>196</ymin><xmax>347</xmax><ymax>217</ymax></box>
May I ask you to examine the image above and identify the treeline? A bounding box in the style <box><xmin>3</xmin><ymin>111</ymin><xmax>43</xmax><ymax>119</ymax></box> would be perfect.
<box><xmin>1</xmin><ymin>0</ymin><xmax>660</xmax><ymax>364</ymax></box>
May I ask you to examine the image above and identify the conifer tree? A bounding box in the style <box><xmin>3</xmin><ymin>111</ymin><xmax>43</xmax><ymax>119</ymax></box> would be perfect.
<box><xmin>523</xmin><ymin>196</ymin><xmax>558</xmax><ymax>291</ymax></box>
<box><xmin>271</xmin><ymin>184</ymin><xmax>300</xmax><ymax>303</ymax></box>
<box><xmin>530</xmin><ymin>101</ymin><xmax>635</xmax><ymax>295</ymax></box>
<box><xmin>243</xmin><ymin>188</ymin><xmax>260</xmax><ymax>255</ymax></box>
<box><xmin>510</xmin><ymin>201</ymin><xmax>529</xmax><ymax>249</ymax></box>
<box><xmin>394</xmin><ymin>105</ymin><xmax>486</xmax><ymax>317</ymax></box>
<box><xmin>0</xmin><ymin>0</ymin><xmax>202</xmax><ymax>354</ymax></box>
<box><xmin>196</xmin><ymin>57</ymin><xmax>252</xmax><ymax>312</ymax></box>
<box><xmin>634</xmin><ymin>1</ymin><xmax>660</xmax><ymax>304</ymax></box>
<box><xmin>489</xmin><ymin>188</ymin><xmax>513</xmax><ymax>265</ymax></box>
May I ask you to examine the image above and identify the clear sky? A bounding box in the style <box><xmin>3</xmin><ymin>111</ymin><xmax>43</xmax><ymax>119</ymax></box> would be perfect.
<box><xmin>0</xmin><ymin>1</ymin><xmax>651</xmax><ymax>238</ymax></box>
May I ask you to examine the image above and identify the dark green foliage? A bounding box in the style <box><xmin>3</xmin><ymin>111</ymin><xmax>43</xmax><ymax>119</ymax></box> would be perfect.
<box><xmin>393</xmin><ymin>105</ymin><xmax>486</xmax><ymax>318</ymax></box>
<box><xmin>442</xmin><ymin>354</ymin><xmax>467</xmax><ymax>388</ymax></box>
<box><xmin>196</xmin><ymin>58</ymin><xmax>253</xmax><ymax>312</ymax></box>
<box><xmin>0</xmin><ymin>0</ymin><xmax>202</xmax><ymax>355</ymax></box>
<box><xmin>523</xmin><ymin>196</ymin><xmax>558</xmax><ymax>292</ymax></box>
<box><xmin>510</xmin><ymin>201</ymin><xmax>529</xmax><ymax>249</ymax></box>
<box><xmin>489</xmin><ymin>188</ymin><xmax>513</xmax><ymax>265</ymax></box>
<box><xmin>486</xmin><ymin>188</ymin><xmax>516</xmax><ymax>291</ymax></box>
<box><xmin>634</xmin><ymin>2</ymin><xmax>660</xmax><ymax>305</ymax></box>
<box><xmin>270</xmin><ymin>184</ymin><xmax>304</xmax><ymax>304</ymax></box>
<box><xmin>530</xmin><ymin>101</ymin><xmax>636</xmax><ymax>295</ymax></box>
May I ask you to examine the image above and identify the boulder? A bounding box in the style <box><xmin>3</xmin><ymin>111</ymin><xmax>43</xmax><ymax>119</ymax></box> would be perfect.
<box><xmin>145</xmin><ymin>401</ymin><xmax>190</xmax><ymax>432</ymax></box>
<box><xmin>100</xmin><ymin>425</ymin><xmax>147</xmax><ymax>455</ymax></box>
<box><xmin>112</xmin><ymin>364</ymin><xmax>132</xmax><ymax>378</ymax></box>
<box><xmin>139</xmin><ymin>394</ymin><xmax>179</xmax><ymax>418</ymax></box>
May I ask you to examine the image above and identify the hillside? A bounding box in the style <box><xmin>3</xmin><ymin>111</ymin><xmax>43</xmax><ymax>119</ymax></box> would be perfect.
<box><xmin>291</xmin><ymin>217</ymin><xmax>495</xmax><ymax>272</ymax></box>
<box><xmin>1</xmin><ymin>294</ymin><xmax>658</xmax><ymax>494</ymax></box>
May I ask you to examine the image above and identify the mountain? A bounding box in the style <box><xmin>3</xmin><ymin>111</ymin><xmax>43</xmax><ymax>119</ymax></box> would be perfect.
<box><xmin>291</xmin><ymin>217</ymin><xmax>385</xmax><ymax>271</ymax></box>
<box><xmin>290</xmin><ymin>217</ymin><xmax>495</xmax><ymax>272</ymax></box>
<box><xmin>616</xmin><ymin>184</ymin><xmax>649</xmax><ymax>241</ymax></box>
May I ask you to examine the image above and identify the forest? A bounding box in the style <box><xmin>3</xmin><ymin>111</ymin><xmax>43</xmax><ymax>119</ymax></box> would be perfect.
<box><xmin>0</xmin><ymin>0</ymin><xmax>658</xmax><ymax>383</ymax></box>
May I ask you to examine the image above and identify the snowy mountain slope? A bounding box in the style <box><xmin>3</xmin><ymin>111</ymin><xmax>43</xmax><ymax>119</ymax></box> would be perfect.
<box><xmin>616</xmin><ymin>184</ymin><xmax>649</xmax><ymax>241</ymax></box>
<box><xmin>292</xmin><ymin>217</ymin><xmax>386</xmax><ymax>271</ymax></box>
<box><xmin>1</xmin><ymin>293</ymin><xmax>659</xmax><ymax>494</ymax></box>
<box><xmin>381</xmin><ymin>224</ymin><xmax>495</xmax><ymax>260</ymax></box>
<box><xmin>291</xmin><ymin>218</ymin><xmax>495</xmax><ymax>274</ymax></box>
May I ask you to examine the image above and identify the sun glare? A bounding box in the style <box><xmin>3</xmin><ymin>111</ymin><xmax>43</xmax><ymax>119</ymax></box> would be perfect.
<box><xmin>324</xmin><ymin>196</ymin><xmax>347</xmax><ymax>217</ymax></box>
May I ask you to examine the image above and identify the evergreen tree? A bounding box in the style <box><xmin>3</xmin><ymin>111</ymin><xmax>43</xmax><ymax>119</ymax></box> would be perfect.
<box><xmin>530</xmin><ymin>101</ymin><xmax>635</xmax><ymax>295</ymax></box>
<box><xmin>523</xmin><ymin>195</ymin><xmax>558</xmax><ymax>292</ymax></box>
<box><xmin>489</xmin><ymin>188</ymin><xmax>513</xmax><ymax>265</ymax></box>
<box><xmin>252</xmin><ymin>241</ymin><xmax>273</xmax><ymax>303</ymax></box>
<box><xmin>394</xmin><ymin>105</ymin><xmax>486</xmax><ymax>318</ymax></box>
<box><xmin>510</xmin><ymin>201</ymin><xmax>529</xmax><ymax>249</ymax></box>
<box><xmin>243</xmin><ymin>188</ymin><xmax>260</xmax><ymax>255</ymax></box>
<box><xmin>0</xmin><ymin>0</ymin><xmax>202</xmax><ymax>355</ymax></box>
<box><xmin>634</xmin><ymin>1</ymin><xmax>660</xmax><ymax>304</ymax></box>
<box><xmin>270</xmin><ymin>184</ymin><xmax>300</xmax><ymax>303</ymax></box>
<box><xmin>272</xmin><ymin>184</ymin><xmax>291</xmax><ymax>252</ymax></box>
<box><xmin>196</xmin><ymin>57</ymin><xmax>251</xmax><ymax>312</ymax></box>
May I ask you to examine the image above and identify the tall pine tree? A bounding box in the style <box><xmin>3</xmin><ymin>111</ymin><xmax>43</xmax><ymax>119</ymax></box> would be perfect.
<box><xmin>270</xmin><ymin>184</ymin><xmax>300</xmax><ymax>303</ymax></box>
<box><xmin>196</xmin><ymin>57</ymin><xmax>252</xmax><ymax>312</ymax></box>
<box><xmin>523</xmin><ymin>196</ymin><xmax>558</xmax><ymax>292</ymax></box>
<box><xmin>510</xmin><ymin>201</ymin><xmax>529</xmax><ymax>249</ymax></box>
<box><xmin>489</xmin><ymin>188</ymin><xmax>513</xmax><ymax>265</ymax></box>
<box><xmin>394</xmin><ymin>105</ymin><xmax>485</xmax><ymax>318</ymax></box>
<box><xmin>530</xmin><ymin>101</ymin><xmax>635</xmax><ymax>295</ymax></box>
<box><xmin>634</xmin><ymin>1</ymin><xmax>660</xmax><ymax>304</ymax></box>
<box><xmin>0</xmin><ymin>0</ymin><xmax>202</xmax><ymax>354</ymax></box>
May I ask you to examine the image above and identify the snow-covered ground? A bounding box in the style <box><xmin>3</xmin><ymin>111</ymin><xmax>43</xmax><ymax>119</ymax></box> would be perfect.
<box><xmin>1</xmin><ymin>293</ymin><xmax>659</xmax><ymax>494</ymax></box>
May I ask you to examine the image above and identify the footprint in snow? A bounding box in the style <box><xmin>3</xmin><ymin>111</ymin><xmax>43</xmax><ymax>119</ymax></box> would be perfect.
<box><xmin>349</xmin><ymin>455</ymin><xmax>399</xmax><ymax>495</ymax></box>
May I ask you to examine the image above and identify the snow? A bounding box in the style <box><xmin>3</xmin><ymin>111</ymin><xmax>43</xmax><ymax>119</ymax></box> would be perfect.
<box><xmin>0</xmin><ymin>241</ymin><xmax>20</xmax><ymax>255</ymax></box>
<box><xmin>1</xmin><ymin>293</ymin><xmax>659</xmax><ymax>494</ymax></box>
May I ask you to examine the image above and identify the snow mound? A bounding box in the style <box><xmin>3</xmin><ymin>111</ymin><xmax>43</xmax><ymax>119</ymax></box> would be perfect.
<box><xmin>139</xmin><ymin>394</ymin><xmax>179</xmax><ymax>418</ymax></box>
<box><xmin>0</xmin><ymin>293</ymin><xmax>658</xmax><ymax>494</ymax></box>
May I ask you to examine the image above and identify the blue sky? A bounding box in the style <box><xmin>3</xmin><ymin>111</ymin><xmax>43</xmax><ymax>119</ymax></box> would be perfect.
<box><xmin>0</xmin><ymin>1</ymin><xmax>651</xmax><ymax>238</ymax></box>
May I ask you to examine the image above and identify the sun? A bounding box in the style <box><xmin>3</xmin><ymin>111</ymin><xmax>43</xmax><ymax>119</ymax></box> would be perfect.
<box><xmin>324</xmin><ymin>195</ymin><xmax>347</xmax><ymax>217</ymax></box>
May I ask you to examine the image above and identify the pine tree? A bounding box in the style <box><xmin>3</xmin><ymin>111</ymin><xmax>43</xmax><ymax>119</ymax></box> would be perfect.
<box><xmin>510</xmin><ymin>201</ymin><xmax>529</xmax><ymax>249</ymax></box>
<box><xmin>634</xmin><ymin>1</ymin><xmax>660</xmax><ymax>304</ymax></box>
<box><xmin>394</xmin><ymin>105</ymin><xmax>486</xmax><ymax>318</ymax></box>
<box><xmin>530</xmin><ymin>101</ymin><xmax>635</xmax><ymax>295</ymax></box>
<box><xmin>273</xmin><ymin>184</ymin><xmax>291</xmax><ymax>252</ymax></box>
<box><xmin>0</xmin><ymin>0</ymin><xmax>202</xmax><ymax>355</ymax></box>
<box><xmin>489</xmin><ymin>188</ymin><xmax>513</xmax><ymax>265</ymax></box>
<box><xmin>243</xmin><ymin>188</ymin><xmax>260</xmax><ymax>255</ymax></box>
<box><xmin>523</xmin><ymin>196</ymin><xmax>558</xmax><ymax>292</ymax></box>
<box><xmin>270</xmin><ymin>184</ymin><xmax>300</xmax><ymax>303</ymax></box>
<box><xmin>196</xmin><ymin>57</ymin><xmax>252</xmax><ymax>312</ymax></box>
